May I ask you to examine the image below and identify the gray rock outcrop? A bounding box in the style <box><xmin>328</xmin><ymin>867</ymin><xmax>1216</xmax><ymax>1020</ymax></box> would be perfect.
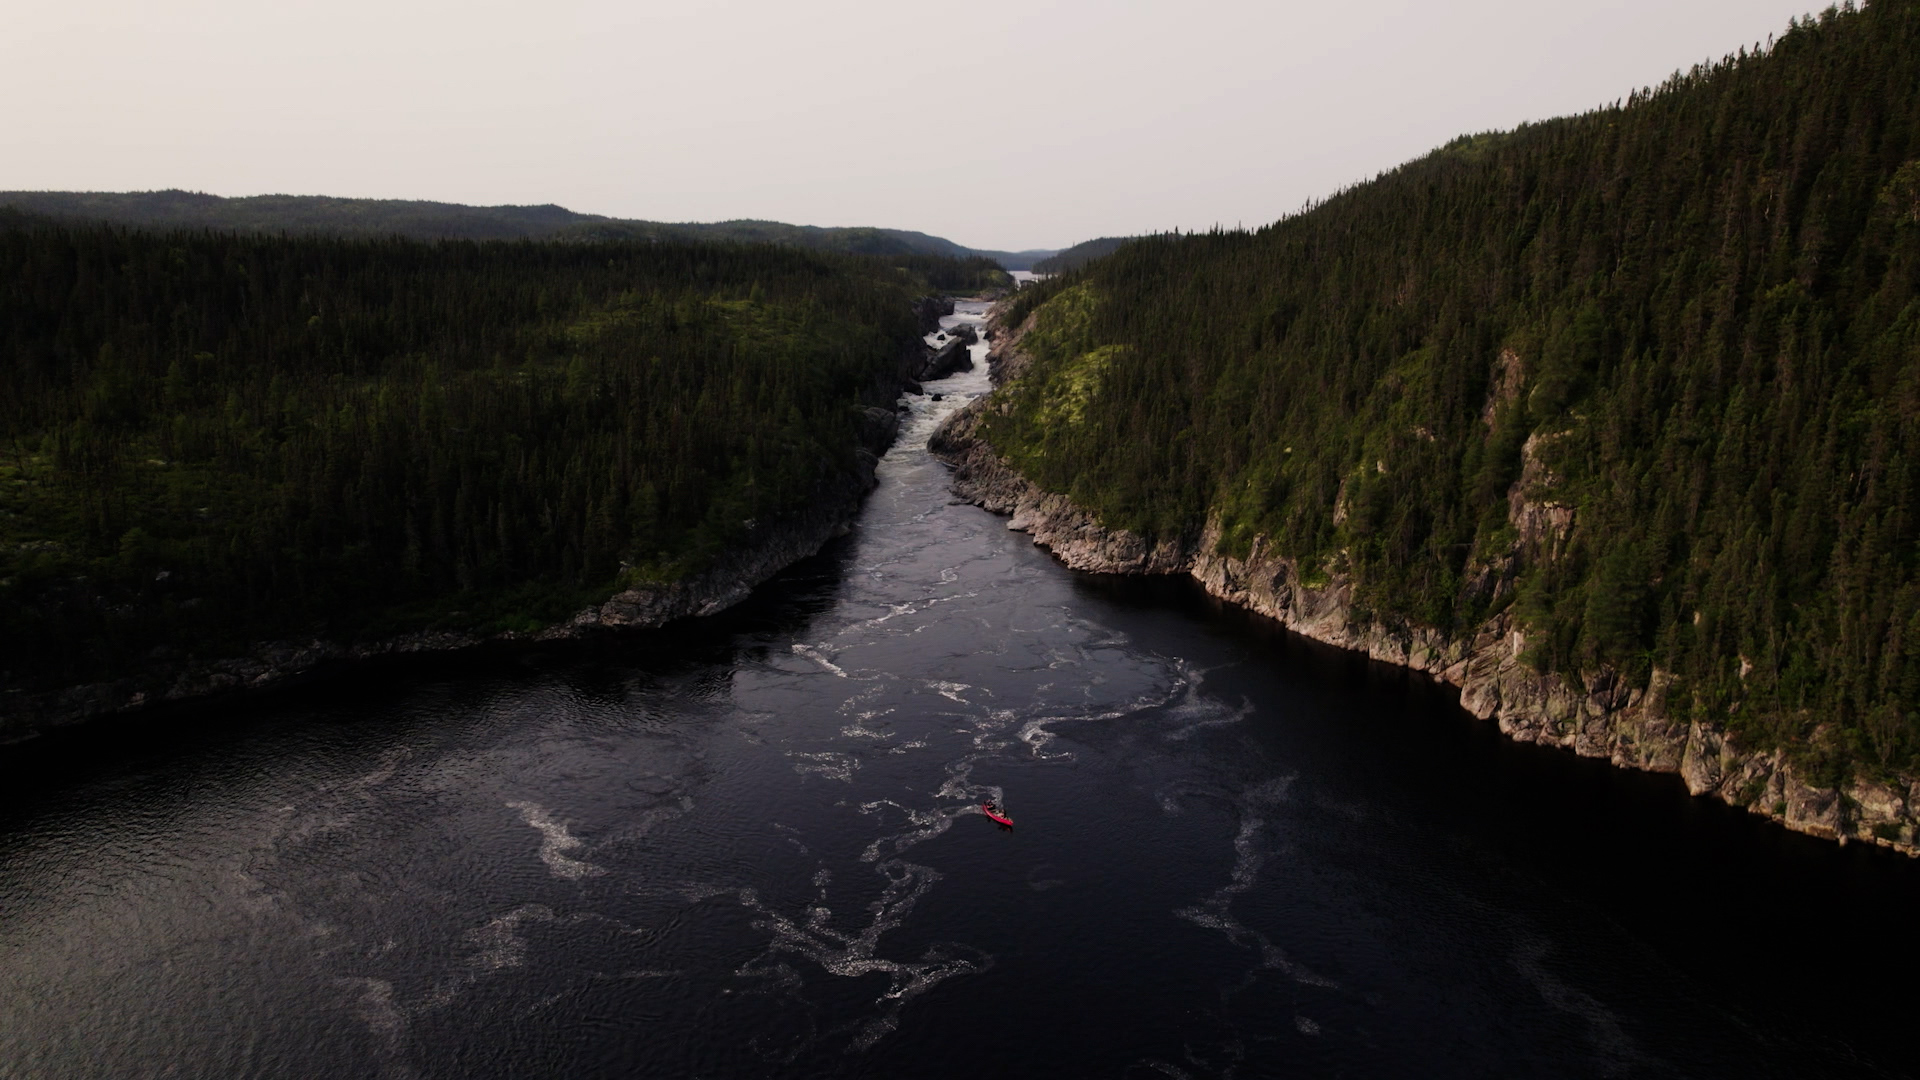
<box><xmin>929</xmin><ymin>304</ymin><xmax>1920</xmax><ymax>857</ymax></box>
<box><xmin>917</xmin><ymin>336</ymin><xmax>975</xmax><ymax>382</ymax></box>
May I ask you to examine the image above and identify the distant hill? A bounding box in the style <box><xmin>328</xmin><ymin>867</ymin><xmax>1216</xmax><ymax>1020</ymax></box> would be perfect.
<box><xmin>968</xmin><ymin>247</ymin><xmax>1059</xmax><ymax>272</ymax></box>
<box><xmin>0</xmin><ymin>190</ymin><xmax>1058</xmax><ymax>269</ymax></box>
<box><xmin>0</xmin><ymin>190</ymin><xmax>598</xmax><ymax>241</ymax></box>
<box><xmin>1032</xmin><ymin>236</ymin><xmax>1133</xmax><ymax>274</ymax></box>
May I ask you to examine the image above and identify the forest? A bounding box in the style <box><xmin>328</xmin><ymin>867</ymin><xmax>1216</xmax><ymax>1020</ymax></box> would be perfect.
<box><xmin>0</xmin><ymin>218</ymin><xmax>1003</xmax><ymax>694</ymax></box>
<box><xmin>1031</xmin><ymin>236</ymin><xmax>1134</xmax><ymax>275</ymax></box>
<box><xmin>986</xmin><ymin>0</ymin><xmax>1920</xmax><ymax>780</ymax></box>
<box><xmin>0</xmin><ymin>190</ymin><xmax>1058</xmax><ymax>269</ymax></box>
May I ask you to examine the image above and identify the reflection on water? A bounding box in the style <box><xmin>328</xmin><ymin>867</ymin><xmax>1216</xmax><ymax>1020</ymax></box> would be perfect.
<box><xmin>2</xmin><ymin>302</ymin><xmax>1918</xmax><ymax>1079</ymax></box>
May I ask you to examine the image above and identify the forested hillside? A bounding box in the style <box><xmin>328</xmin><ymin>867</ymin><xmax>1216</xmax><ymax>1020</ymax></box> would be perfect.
<box><xmin>0</xmin><ymin>219</ymin><xmax>992</xmax><ymax>693</ymax></box>
<box><xmin>1032</xmin><ymin>236</ymin><xmax>1133</xmax><ymax>274</ymax></box>
<box><xmin>0</xmin><ymin>190</ymin><xmax>1054</xmax><ymax>269</ymax></box>
<box><xmin>985</xmin><ymin>1</ymin><xmax>1920</xmax><ymax>778</ymax></box>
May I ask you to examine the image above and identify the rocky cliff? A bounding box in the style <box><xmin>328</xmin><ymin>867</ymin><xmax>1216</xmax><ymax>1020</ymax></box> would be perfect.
<box><xmin>917</xmin><ymin>336</ymin><xmax>975</xmax><ymax>382</ymax></box>
<box><xmin>931</xmin><ymin>308</ymin><xmax>1920</xmax><ymax>857</ymax></box>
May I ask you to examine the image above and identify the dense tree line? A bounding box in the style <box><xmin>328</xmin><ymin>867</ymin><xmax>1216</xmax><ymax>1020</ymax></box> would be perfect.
<box><xmin>1031</xmin><ymin>236</ymin><xmax>1134</xmax><ymax>275</ymax></box>
<box><xmin>987</xmin><ymin>1</ymin><xmax>1920</xmax><ymax>778</ymax></box>
<box><xmin>0</xmin><ymin>190</ymin><xmax>1049</xmax><ymax>269</ymax></box>
<box><xmin>0</xmin><ymin>220</ymin><xmax>996</xmax><ymax>690</ymax></box>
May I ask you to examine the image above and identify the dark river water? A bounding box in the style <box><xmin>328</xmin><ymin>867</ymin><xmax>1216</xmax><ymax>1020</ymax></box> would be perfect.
<box><xmin>4</xmin><ymin>302</ymin><xmax>1919</xmax><ymax>1080</ymax></box>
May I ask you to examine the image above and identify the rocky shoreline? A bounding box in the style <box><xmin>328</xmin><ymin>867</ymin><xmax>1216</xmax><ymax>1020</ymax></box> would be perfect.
<box><xmin>0</xmin><ymin>299</ymin><xmax>964</xmax><ymax>745</ymax></box>
<box><xmin>929</xmin><ymin>305</ymin><xmax>1920</xmax><ymax>858</ymax></box>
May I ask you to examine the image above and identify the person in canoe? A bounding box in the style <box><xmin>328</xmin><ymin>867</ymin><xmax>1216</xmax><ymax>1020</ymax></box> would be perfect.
<box><xmin>981</xmin><ymin>801</ymin><xmax>1014</xmax><ymax>827</ymax></box>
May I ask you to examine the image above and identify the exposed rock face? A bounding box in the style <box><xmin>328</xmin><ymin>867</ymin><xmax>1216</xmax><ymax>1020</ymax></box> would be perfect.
<box><xmin>917</xmin><ymin>336</ymin><xmax>975</xmax><ymax>382</ymax></box>
<box><xmin>2</xmin><ymin>311</ymin><xmax>945</xmax><ymax>743</ymax></box>
<box><xmin>930</xmin><ymin>310</ymin><xmax>1920</xmax><ymax>858</ymax></box>
<box><xmin>1482</xmin><ymin>347</ymin><xmax>1525</xmax><ymax>428</ymax></box>
<box><xmin>911</xmin><ymin>296</ymin><xmax>956</xmax><ymax>334</ymax></box>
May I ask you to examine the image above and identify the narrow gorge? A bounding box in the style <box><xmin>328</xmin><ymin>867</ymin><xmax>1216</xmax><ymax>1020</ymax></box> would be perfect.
<box><xmin>932</xmin><ymin>305</ymin><xmax>1920</xmax><ymax>857</ymax></box>
<box><xmin>8</xmin><ymin>297</ymin><xmax>1909</xmax><ymax>1078</ymax></box>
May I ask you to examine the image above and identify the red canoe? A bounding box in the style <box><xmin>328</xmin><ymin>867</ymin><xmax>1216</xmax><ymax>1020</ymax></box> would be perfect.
<box><xmin>981</xmin><ymin>804</ymin><xmax>1014</xmax><ymax>826</ymax></box>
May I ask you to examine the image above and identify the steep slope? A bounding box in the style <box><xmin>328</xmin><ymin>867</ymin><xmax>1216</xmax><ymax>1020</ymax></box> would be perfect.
<box><xmin>938</xmin><ymin>1</ymin><xmax>1920</xmax><ymax>851</ymax></box>
<box><xmin>0</xmin><ymin>221</ymin><xmax>980</xmax><ymax>734</ymax></box>
<box><xmin>1032</xmin><ymin>236</ymin><xmax>1133</xmax><ymax>274</ymax></box>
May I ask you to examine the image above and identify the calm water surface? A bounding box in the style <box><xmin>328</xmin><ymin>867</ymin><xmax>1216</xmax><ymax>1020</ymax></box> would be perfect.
<box><xmin>3</xmin><ymin>303</ymin><xmax>1917</xmax><ymax>1079</ymax></box>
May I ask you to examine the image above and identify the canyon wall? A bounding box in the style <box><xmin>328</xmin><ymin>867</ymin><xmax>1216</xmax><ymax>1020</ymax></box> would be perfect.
<box><xmin>930</xmin><ymin>310</ymin><xmax>1920</xmax><ymax>857</ymax></box>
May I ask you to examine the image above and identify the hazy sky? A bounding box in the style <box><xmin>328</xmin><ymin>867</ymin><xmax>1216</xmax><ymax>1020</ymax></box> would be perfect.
<box><xmin>6</xmin><ymin>0</ymin><xmax>1816</xmax><ymax>251</ymax></box>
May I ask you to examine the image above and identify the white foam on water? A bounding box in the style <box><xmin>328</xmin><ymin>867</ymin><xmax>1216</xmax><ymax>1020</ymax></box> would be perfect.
<box><xmin>924</xmin><ymin>589</ymin><xmax>977</xmax><ymax>607</ymax></box>
<box><xmin>868</xmin><ymin>602</ymin><xmax>916</xmax><ymax>626</ymax></box>
<box><xmin>1010</xmin><ymin>681</ymin><xmax>1182</xmax><ymax>761</ymax></box>
<box><xmin>725</xmin><ymin>858</ymin><xmax>991</xmax><ymax>1052</ymax></box>
<box><xmin>789</xmin><ymin>750</ymin><xmax>860</xmax><ymax>783</ymax></box>
<box><xmin>506</xmin><ymin>802</ymin><xmax>607</xmax><ymax>880</ymax></box>
<box><xmin>855</xmin><ymin>798</ymin><xmax>967</xmax><ymax>863</ymax></box>
<box><xmin>1293</xmin><ymin>1015</ymin><xmax>1321</xmax><ymax>1035</ymax></box>
<box><xmin>832</xmin><ymin>682</ymin><xmax>890</xmax><ymax>715</ymax></box>
<box><xmin>842</xmin><ymin>589</ymin><xmax>981</xmax><ymax>640</ymax></box>
<box><xmin>677</xmin><ymin>882</ymin><xmax>737</xmax><ymax>903</ymax></box>
<box><xmin>839</xmin><ymin>707</ymin><xmax>896</xmax><ymax>740</ymax></box>
<box><xmin>334</xmin><ymin>976</ymin><xmax>411</xmax><ymax>1064</ymax></box>
<box><xmin>1512</xmin><ymin>939</ymin><xmax>1655</xmax><ymax>1077</ymax></box>
<box><xmin>1172</xmin><ymin>780</ymin><xmax>1336</xmax><ymax>990</ymax></box>
<box><xmin>409</xmin><ymin>904</ymin><xmax>650</xmax><ymax>1014</ymax></box>
<box><xmin>792</xmin><ymin>644</ymin><xmax>852</xmax><ymax>678</ymax></box>
<box><xmin>953</xmin><ymin>707</ymin><xmax>1014</xmax><ymax>751</ymax></box>
<box><xmin>1163</xmin><ymin>691</ymin><xmax>1256</xmax><ymax>743</ymax></box>
<box><xmin>1014</xmin><ymin>715</ymin><xmax>1074</xmax><ymax>760</ymax></box>
<box><xmin>466</xmin><ymin>903</ymin><xmax>554</xmax><ymax>972</ymax></box>
<box><xmin>926</xmin><ymin>680</ymin><xmax>979</xmax><ymax>703</ymax></box>
<box><xmin>930</xmin><ymin>753</ymin><xmax>1008</xmax><ymax>808</ymax></box>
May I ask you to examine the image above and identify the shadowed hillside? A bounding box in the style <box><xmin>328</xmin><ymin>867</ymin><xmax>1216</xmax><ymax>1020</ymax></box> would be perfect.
<box><xmin>0</xmin><ymin>190</ymin><xmax>1057</xmax><ymax>269</ymax></box>
<box><xmin>0</xmin><ymin>220</ymin><xmax>1000</xmax><ymax>697</ymax></box>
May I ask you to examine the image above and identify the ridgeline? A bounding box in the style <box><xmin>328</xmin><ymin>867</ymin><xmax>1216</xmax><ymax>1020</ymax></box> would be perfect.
<box><xmin>0</xmin><ymin>190</ymin><xmax>1060</xmax><ymax>270</ymax></box>
<box><xmin>954</xmin><ymin>1</ymin><xmax>1920</xmax><ymax>841</ymax></box>
<box><xmin>1031</xmin><ymin>236</ymin><xmax>1133</xmax><ymax>275</ymax></box>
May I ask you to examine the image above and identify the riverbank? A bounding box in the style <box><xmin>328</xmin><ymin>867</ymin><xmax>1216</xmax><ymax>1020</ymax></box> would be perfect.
<box><xmin>929</xmin><ymin>303</ymin><xmax>1920</xmax><ymax>858</ymax></box>
<box><xmin>0</xmin><ymin>297</ymin><xmax>971</xmax><ymax>744</ymax></box>
<box><xmin>8</xmin><ymin>286</ymin><xmax>1912</xmax><ymax>1080</ymax></box>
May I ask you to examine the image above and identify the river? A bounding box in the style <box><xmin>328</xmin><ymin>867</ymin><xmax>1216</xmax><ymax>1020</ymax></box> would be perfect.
<box><xmin>3</xmin><ymin>301</ymin><xmax>1917</xmax><ymax>1079</ymax></box>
